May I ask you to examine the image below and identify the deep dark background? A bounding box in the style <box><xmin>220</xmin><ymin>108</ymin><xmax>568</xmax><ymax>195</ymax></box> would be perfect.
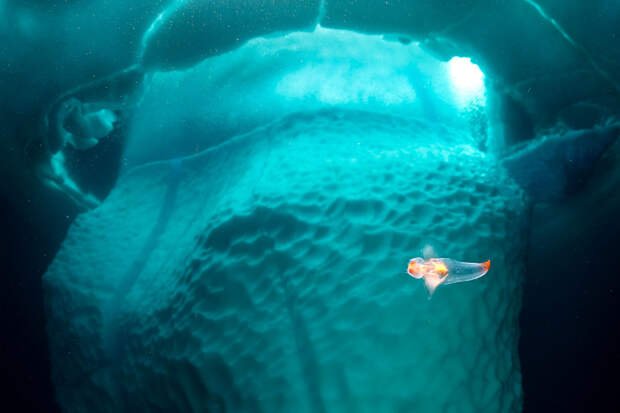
<box><xmin>522</xmin><ymin>221</ymin><xmax>620</xmax><ymax>412</ymax></box>
<box><xmin>1</xmin><ymin>193</ymin><xmax>68</xmax><ymax>413</ymax></box>
<box><xmin>0</xmin><ymin>168</ymin><xmax>618</xmax><ymax>412</ymax></box>
<box><xmin>521</xmin><ymin>180</ymin><xmax>620</xmax><ymax>412</ymax></box>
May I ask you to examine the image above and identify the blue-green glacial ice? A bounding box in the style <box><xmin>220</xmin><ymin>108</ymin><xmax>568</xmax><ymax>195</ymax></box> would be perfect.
<box><xmin>45</xmin><ymin>108</ymin><xmax>527</xmax><ymax>412</ymax></box>
<box><xmin>43</xmin><ymin>28</ymin><xmax>530</xmax><ymax>412</ymax></box>
<box><xmin>32</xmin><ymin>2</ymin><xmax>618</xmax><ymax>412</ymax></box>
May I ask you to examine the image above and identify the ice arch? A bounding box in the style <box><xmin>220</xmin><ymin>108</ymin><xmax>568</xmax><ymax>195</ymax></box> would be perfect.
<box><xmin>125</xmin><ymin>28</ymin><xmax>486</xmax><ymax>167</ymax></box>
<box><xmin>35</xmin><ymin>0</ymin><xmax>619</xmax><ymax>205</ymax></box>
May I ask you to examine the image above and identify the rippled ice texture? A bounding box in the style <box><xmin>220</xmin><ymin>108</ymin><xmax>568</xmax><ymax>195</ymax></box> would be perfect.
<box><xmin>44</xmin><ymin>108</ymin><xmax>527</xmax><ymax>412</ymax></box>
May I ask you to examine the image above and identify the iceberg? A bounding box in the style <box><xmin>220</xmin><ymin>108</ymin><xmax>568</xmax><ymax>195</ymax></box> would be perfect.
<box><xmin>45</xmin><ymin>109</ymin><xmax>527</xmax><ymax>412</ymax></box>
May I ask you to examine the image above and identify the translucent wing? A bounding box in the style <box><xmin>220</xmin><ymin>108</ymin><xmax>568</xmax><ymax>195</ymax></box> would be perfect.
<box><xmin>422</xmin><ymin>245</ymin><xmax>437</xmax><ymax>260</ymax></box>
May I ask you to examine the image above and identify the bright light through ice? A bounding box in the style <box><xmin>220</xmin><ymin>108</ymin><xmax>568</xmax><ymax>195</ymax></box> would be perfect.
<box><xmin>448</xmin><ymin>57</ymin><xmax>485</xmax><ymax>105</ymax></box>
<box><xmin>449</xmin><ymin>57</ymin><xmax>484</xmax><ymax>90</ymax></box>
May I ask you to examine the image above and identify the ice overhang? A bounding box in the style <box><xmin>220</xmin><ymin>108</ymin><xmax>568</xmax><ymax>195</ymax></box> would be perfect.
<box><xmin>34</xmin><ymin>0</ymin><xmax>619</xmax><ymax>209</ymax></box>
<box><xmin>125</xmin><ymin>27</ymin><xmax>488</xmax><ymax>166</ymax></box>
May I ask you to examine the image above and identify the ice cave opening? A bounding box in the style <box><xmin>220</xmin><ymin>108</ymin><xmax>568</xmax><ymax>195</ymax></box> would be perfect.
<box><xmin>46</xmin><ymin>27</ymin><xmax>492</xmax><ymax>209</ymax></box>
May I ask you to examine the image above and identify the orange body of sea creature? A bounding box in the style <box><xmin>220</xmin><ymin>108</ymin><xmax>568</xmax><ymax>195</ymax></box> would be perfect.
<box><xmin>407</xmin><ymin>256</ymin><xmax>491</xmax><ymax>297</ymax></box>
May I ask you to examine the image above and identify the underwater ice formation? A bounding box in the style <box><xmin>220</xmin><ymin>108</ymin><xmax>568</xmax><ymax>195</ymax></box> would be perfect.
<box><xmin>59</xmin><ymin>99</ymin><xmax>117</xmax><ymax>150</ymax></box>
<box><xmin>10</xmin><ymin>0</ymin><xmax>613</xmax><ymax>412</ymax></box>
<box><xmin>124</xmin><ymin>28</ymin><xmax>479</xmax><ymax>167</ymax></box>
<box><xmin>1</xmin><ymin>0</ymin><xmax>614</xmax><ymax>209</ymax></box>
<box><xmin>41</xmin><ymin>28</ymin><xmax>536</xmax><ymax>412</ymax></box>
<box><xmin>45</xmin><ymin>109</ymin><xmax>527</xmax><ymax>412</ymax></box>
<box><xmin>502</xmin><ymin>122</ymin><xmax>620</xmax><ymax>201</ymax></box>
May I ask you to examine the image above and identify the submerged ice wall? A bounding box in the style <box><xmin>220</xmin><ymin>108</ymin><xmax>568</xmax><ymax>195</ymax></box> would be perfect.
<box><xmin>44</xmin><ymin>109</ymin><xmax>527</xmax><ymax>412</ymax></box>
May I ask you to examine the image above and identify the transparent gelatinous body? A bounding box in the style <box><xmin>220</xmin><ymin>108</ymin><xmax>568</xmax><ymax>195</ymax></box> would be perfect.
<box><xmin>407</xmin><ymin>257</ymin><xmax>491</xmax><ymax>297</ymax></box>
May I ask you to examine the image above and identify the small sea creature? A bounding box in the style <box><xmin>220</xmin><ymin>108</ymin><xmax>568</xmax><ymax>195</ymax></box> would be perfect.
<box><xmin>407</xmin><ymin>256</ymin><xmax>491</xmax><ymax>297</ymax></box>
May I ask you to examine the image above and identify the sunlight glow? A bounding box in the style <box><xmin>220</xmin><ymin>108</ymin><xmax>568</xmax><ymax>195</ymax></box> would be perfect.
<box><xmin>448</xmin><ymin>56</ymin><xmax>485</xmax><ymax>106</ymax></box>
<box><xmin>449</xmin><ymin>57</ymin><xmax>484</xmax><ymax>91</ymax></box>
